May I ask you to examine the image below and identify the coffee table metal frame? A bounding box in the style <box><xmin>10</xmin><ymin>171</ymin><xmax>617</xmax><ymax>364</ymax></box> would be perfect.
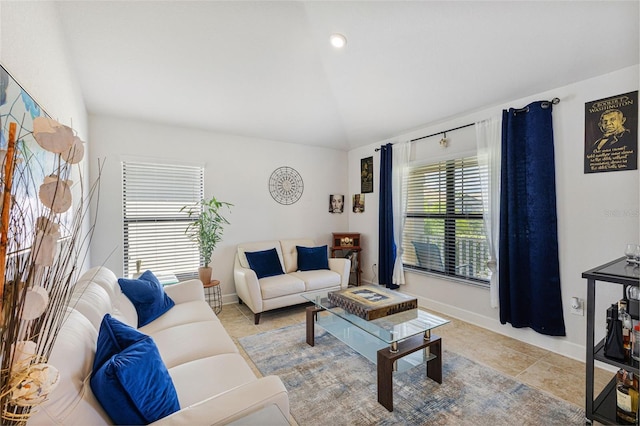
<box><xmin>303</xmin><ymin>293</ymin><xmax>449</xmax><ymax>411</ymax></box>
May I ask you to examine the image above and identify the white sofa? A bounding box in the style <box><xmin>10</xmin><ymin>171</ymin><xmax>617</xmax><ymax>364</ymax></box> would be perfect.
<box><xmin>28</xmin><ymin>266</ymin><xmax>289</xmax><ymax>425</ymax></box>
<box><xmin>234</xmin><ymin>238</ymin><xmax>350</xmax><ymax>324</ymax></box>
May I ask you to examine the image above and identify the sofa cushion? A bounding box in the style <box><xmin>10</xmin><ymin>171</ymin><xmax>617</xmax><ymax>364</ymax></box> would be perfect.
<box><xmin>280</xmin><ymin>238</ymin><xmax>315</xmax><ymax>273</ymax></box>
<box><xmin>70</xmin><ymin>282</ymin><xmax>115</xmax><ymax>330</ymax></box>
<box><xmin>28</xmin><ymin>309</ymin><xmax>111</xmax><ymax>425</ymax></box>
<box><xmin>76</xmin><ymin>266</ymin><xmax>120</xmax><ymax>298</ymax></box>
<box><xmin>290</xmin><ymin>270</ymin><xmax>342</xmax><ymax>291</ymax></box>
<box><xmin>139</xmin><ymin>300</ymin><xmax>218</xmax><ymax>335</ymax></box>
<box><xmin>150</xmin><ymin>320</ymin><xmax>239</xmax><ymax>369</ymax></box>
<box><xmin>168</xmin><ymin>353</ymin><xmax>257</xmax><ymax>408</ymax></box>
<box><xmin>259</xmin><ymin>274</ymin><xmax>306</xmax><ymax>299</ymax></box>
<box><xmin>296</xmin><ymin>245</ymin><xmax>329</xmax><ymax>271</ymax></box>
<box><xmin>90</xmin><ymin>336</ymin><xmax>180</xmax><ymax>425</ymax></box>
<box><xmin>93</xmin><ymin>314</ymin><xmax>147</xmax><ymax>372</ymax></box>
<box><xmin>237</xmin><ymin>240</ymin><xmax>283</xmax><ymax>269</ymax></box>
<box><xmin>76</xmin><ymin>266</ymin><xmax>139</xmax><ymax>327</ymax></box>
<box><xmin>245</xmin><ymin>248</ymin><xmax>285</xmax><ymax>279</ymax></box>
<box><xmin>117</xmin><ymin>270</ymin><xmax>175</xmax><ymax>328</ymax></box>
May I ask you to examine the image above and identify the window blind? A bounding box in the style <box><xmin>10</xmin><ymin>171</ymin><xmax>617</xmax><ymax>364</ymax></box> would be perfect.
<box><xmin>403</xmin><ymin>156</ymin><xmax>489</xmax><ymax>283</ymax></box>
<box><xmin>122</xmin><ymin>161</ymin><xmax>204</xmax><ymax>280</ymax></box>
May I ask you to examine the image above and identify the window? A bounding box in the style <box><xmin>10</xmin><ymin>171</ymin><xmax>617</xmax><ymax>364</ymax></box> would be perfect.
<box><xmin>402</xmin><ymin>156</ymin><xmax>489</xmax><ymax>284</ymax></box>
<box><xmin>122</xmin><ymin>161</ymin><xmax>204</xmax><ymax>280</ymax></box>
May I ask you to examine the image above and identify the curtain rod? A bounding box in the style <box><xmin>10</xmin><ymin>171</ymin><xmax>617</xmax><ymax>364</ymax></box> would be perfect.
<box><xmin>513</xmin><ymin>97</ymin><xmax>560</xmax><ymax>114</ymax></box>
<box><xmin>410</xmin><ymin>122</ymin><xmax>474</xmax><ymax>143</ymax></box>
<box><xmin>374</xmin><ymin>122</ymin><xmax>473</xmax><ymax>151</ymax></box>
<box><xmin>375</xmin><ymin>97</ymin><xmax>560</xmax><ymax>152</ymax></box>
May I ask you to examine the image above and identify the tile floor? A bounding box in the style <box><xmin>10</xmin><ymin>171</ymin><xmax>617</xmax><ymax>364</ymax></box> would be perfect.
<box><xmin>217</xmin><ymin>301</ymin><xmax>614</xmax><ymax>424</ymax></box>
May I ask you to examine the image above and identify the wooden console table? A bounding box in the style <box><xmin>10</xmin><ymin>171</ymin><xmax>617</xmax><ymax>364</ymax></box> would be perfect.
<box><xmin>330</xmin><ymin>232</ymin><xmax>362</xmax><ymax>286</ymax></box>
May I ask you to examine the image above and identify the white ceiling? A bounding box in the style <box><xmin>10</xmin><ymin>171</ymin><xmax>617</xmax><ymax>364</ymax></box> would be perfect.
<box><xmin>56</xmin><ymin>1</ymin><xmax>639</xmax><ymax>151</ymax></box>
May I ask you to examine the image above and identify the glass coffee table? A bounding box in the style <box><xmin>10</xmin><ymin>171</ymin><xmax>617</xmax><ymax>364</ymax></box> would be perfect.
<box><xmin>303</xmin><ymin>292</ymin><xmax>449</xmax><ymax>412</ymax></box>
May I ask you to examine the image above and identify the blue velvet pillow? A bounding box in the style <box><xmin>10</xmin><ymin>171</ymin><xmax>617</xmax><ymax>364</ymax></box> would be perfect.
<box><xmin>245</xmin><ymin>248</ymin><xmax>284</xmax><ymax>279</ymax></box>
<box><xmin>117</xmin><ymin>270</ymin><xmax>175</xmax><ymax>328</ymax></box>
<box><xmin>93</xmin><ymin>314</ymin><xmax>147</xmax><ymax>373</ymax></box>
<box><xmin>297</xmin><ymin>245</ymin><xmax>329</xmax><ymax>271</ymax></box>
<box><xmin>90</xmin><ymin>336</ymin><xmax>180</xmax><ymax>425</ymax></box>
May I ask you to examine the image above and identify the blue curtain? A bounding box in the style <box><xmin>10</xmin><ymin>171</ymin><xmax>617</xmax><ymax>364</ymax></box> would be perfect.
<box><xmin>378</xmin><ymin>143</ymin><xmax>398</xmax><ymax>289</ymax></box>
<box><xmin>499</xmin><ymin>101</ymin><xmax>566</xmax><ymax>336</ymax></box>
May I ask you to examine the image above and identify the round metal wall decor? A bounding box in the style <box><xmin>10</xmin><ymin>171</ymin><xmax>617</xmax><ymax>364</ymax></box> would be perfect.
<box><xmin>269</xmin><ymin>166</ymin><xmax>304</xmax><ymax>205</ymax></box>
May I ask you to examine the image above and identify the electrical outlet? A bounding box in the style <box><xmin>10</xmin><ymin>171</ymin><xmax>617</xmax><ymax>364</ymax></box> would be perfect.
<box><xmin>570</xmin><ymin>297</ymin><xmax>584</xmax><ymax>316</ymax></box>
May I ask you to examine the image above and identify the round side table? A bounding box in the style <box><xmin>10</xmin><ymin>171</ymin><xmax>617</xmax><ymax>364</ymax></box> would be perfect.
<box><xmin>203</xmin><ymin>280</ymin><xmax>222</xmax><ymax>314</ymax></box>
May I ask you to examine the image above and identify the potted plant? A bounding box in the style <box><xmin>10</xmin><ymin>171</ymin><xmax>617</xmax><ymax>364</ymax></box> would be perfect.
<box><xmin>182</xmin><ymin>196</ymin><xmax>233</xmax><ymax>284</ymax></box>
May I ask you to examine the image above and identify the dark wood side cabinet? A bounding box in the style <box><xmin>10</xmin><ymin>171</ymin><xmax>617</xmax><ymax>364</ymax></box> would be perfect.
<box><xmin>583</xmin><ymin>257</ymin><xmax>639</xmax><ymax>425</ymax></box>
<box><xmin>330</xmin><ymin>232</ymin><xmax>362</xmax><ymax>286</ymax></box>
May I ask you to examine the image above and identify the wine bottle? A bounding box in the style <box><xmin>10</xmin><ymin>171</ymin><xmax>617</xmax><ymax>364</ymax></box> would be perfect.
<box><xmin>606</xmin><ymin>304</ymin><xmax>626</xmax><ymax>361</ymax></box>
<box><xmin>616</xmin><ymin>369</ymin><xmax>638</xmax><ymax>425</ymax></box>
<box><xmin>620</xmin><ymin>300</ymin><xmax>633</xmax><ymax>362</ymax></box>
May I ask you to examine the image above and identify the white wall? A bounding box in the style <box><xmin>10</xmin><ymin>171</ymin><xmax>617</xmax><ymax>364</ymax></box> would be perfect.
<box><xmin>348</xmin><ymin>65</ymin><xmax>640</xmax><ymax>361</ymax></box>
<box><xmin>0</xmin><ymin>3</ymin><xmax>87</xmax><ymax>135</ymax></box>
<box><xmin>0</xmin><ymin>1</ymin><xmax>90</xmax><ymax>268</ymax></box>
<box><xmin>88</xmin><ymin>115</ymin><xmax>349</xmax><ymax>299</ymax></box>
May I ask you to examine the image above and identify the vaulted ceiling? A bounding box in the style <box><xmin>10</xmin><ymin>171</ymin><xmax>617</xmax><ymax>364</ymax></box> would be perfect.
<box><xmin>56</xmin><ymin>1</ymin><xmax>639</xmax><ymax>151</ymax></box>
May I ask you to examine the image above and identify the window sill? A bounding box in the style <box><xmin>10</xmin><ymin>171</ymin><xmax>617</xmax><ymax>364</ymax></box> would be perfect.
<box><xmin>403</xmin><ymin>265</ymin><xmax>490</xmax><ymax>289</ymax></box>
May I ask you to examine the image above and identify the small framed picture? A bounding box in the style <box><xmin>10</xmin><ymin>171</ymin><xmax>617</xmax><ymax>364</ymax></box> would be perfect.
<box><xmin>361</xmin><ymin>157</ymin><xmax>373</xmax><ymax>193</ymax></box>
<box><xmin>353</xmin><ymin>194</ymin><xmax>365</xmax><ymax>213</ymax></box>
<box><xmin>329</xmin><ymin>194</ymin><xmax>344</xmax><ymax>213</ymax></box>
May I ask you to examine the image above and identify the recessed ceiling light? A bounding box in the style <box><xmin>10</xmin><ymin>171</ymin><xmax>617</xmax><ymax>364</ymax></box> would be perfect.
<box><xmin>330</xmin><ymin>33</ymin><xmax>347</xmax><ymax>49</ymax></box>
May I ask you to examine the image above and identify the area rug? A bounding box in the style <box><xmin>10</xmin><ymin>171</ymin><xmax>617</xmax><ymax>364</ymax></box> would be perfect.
<box><xmin>238</xmin><ymin>323</ymin><xmax>584</xmax><ymax>426</ymax></box>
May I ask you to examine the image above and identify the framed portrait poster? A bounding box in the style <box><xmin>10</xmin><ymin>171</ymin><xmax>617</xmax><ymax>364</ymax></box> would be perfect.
<box><xmin>584</xmin><ymin>91</ymin><xmax>638</xmax><ymax>173</ymax></box>
<box><xmin>360</xmin><ymin>156</ymin><xmax>373</xmax><ymax>193</ymax></box>
<box><xmin>329</xmin><ymin>194</ymin><xmax>344</xmax><ymax>213</ymax></box>
<box><xmin>353</xmin><ymin>194</ymin><xmax>364</xmax><ymax>213</ymax></box>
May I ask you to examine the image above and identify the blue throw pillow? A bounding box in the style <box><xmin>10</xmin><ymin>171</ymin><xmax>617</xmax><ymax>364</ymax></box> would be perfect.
<box><xmin>93</xmin><ymin>314</ymin><xmax>147</xmax><ymax>373</ymax></box>
<box><xmin>297</xmin><ymin>245</ymin><xmax>329</xmax><ymax>271</ymax></box>
<box><xmin>90</xmin><ymin>336</ymin><xmax>180</xmax><ymax>425</ymax></box>
<box><xmin>117</xmin><ymin>270</ymin><xmax>175</xmax><ymax>328</ymax></box>
<box><xmin>245</xmin><ymin>248</ymin><xmax>284</xmax><ymax>279</ymax></box>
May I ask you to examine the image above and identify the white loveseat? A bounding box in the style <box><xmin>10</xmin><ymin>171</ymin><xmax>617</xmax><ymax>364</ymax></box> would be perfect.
<box><xmin>234</xmin><ymin>238</ymin><xmax>350</xmax><ymax>324</ymax></box>
<box><xmin>28</xmin><ymin>266</ymin><xmax>289</xmax><ymax>425</ymax></box>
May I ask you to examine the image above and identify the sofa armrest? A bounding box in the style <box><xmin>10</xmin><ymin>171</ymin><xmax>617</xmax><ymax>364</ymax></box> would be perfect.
<box><xmin>164</xmin><ymin>279</ymin><xmax>205</xmax><ymax>304</ymax></box>
<box><xmin>234</xmin><ymin>256</ymin><xmax>264</xmax><ymax>314</ymax></box>
<box><xmin>150</xmin><ymin>376</ymin><xmax>289</xmax><ymax>425</ymax></box>
<box><xmin>328</xmin><ymin>257</ymin><xmax>350</xmax><ymax>289</ymax></box>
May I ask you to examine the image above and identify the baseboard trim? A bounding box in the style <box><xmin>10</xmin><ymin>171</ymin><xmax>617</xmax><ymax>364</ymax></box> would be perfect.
<box><xmin>411</xmin><ymin>294</ymin><xmax>594</xmax><ymax>366</ymax></box>
<box><xmin>222</xmin><ymin>293</ymin><xmax>239</xmax><ymax>306</ymax></box>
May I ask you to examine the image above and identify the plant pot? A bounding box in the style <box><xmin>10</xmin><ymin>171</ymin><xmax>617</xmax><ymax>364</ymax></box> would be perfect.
<box><xmin>198</xmin><ymin>266</ymin><xmax>212</xmax><ymax>285</ymax></box>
